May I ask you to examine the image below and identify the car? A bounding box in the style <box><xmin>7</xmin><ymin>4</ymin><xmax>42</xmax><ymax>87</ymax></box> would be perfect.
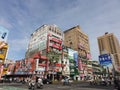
<box><xmin>42</xmin><ymin>78</ymin><xmax>52</xmax><ymax>84</ymax></box>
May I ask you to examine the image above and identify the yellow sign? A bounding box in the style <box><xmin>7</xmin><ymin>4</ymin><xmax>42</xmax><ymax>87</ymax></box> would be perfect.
<box><xmin>0</xmin><ymin>42</ymin><xmax>8</xmax><ymax>64</ymax></box>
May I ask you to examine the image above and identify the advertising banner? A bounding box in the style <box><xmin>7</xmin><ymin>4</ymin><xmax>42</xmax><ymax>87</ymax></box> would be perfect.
<box><xmin>99</xmin><ymin>54</ymin><xmax>112</xmax><ymax>66</ymax></box>
<box><xmin>74</xmin><ymin>52</ymin><xmax>78</xmax><ymax>66</ymax></box>
<box><xmin>68</xmin><ymin>49</ymin><xmax>79</xmax><ymax>76</ymax></box>
<box><xmin>68</xmin><ymin>48</ymin><xmax>78</xmax><ymax>65</ymax></box>
<box><xmin>78</xmin><ymin>59</ymin><xmax>83</xmax><ymax>70</ymax></box>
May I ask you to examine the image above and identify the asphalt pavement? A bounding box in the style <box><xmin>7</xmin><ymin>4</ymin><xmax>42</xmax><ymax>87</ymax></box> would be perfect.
<box><xmin>0</xmin><ymin>81</ymin><xmax>115</xmax><ymax>90</ymax></box>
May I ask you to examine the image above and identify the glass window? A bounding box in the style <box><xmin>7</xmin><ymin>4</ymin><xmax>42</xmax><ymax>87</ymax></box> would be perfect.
<box><xmin>0</xmin><ymin>49</ymin><xmax>4</xmax><ymax>54</ymax></box>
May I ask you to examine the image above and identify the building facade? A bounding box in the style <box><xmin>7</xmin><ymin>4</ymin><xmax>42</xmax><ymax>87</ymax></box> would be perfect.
<box><xmin>61</xmin><ymin>45</ymin><xmax>70</xmax><ymax>77</ymax></box>
<box><xmin>26</xmin><ymin>24</ymin><xmax>63</xmax><ymax>78</ymax></box>
<box><xmin>64</xmin><ymin>25</ymin><xmax>92</xmax><ymax>80</ymax></box>
<box><xmin>97</xmin><ymin>32</ymin><xmax>120</xmax><ymax>72</ymax></box>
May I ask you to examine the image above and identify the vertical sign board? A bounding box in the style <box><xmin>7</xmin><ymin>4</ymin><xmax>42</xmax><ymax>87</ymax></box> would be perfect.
<box><xmin>0</xmin><ymin>26</ymin><xmax>9</xmax><ymax>63</ymax></box>
<box><xmin>68</xmin><ymin>49</ymin><xmax>75</xmax><ymax>75</ymax></box>
<box><xmin>74</xmin><ymin>52</ymin><xmax>78</xmax><ymax>66</ymax></box>
<box><xmin>68</xmin><ymin>49</ymin><xmax>79</xmax><ymax>76</ymax></box>
<box><xmin>99</xmin><ymin>54</ymin><xmax>112</xmax><ymax>66</ymax></box>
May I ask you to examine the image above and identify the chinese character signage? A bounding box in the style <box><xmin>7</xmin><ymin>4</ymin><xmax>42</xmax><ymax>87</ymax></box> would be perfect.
<box><xmin>99</xmin><ymin>54</ymin><xmax>112</xmax><ymax>66</ymax></box>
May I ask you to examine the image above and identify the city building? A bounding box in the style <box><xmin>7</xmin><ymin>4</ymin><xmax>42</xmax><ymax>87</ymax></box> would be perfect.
<box><xmin>61</xmin><ymin>45</ymin><xmax>70</xmax><ymax>77</ymax></box>
<box><xmin>92</xmin><ymin>61</ymin><xmax>103</xmax><ymax>77</ymax></box>
<box><xmin>97</xmin><ymin>32</ymin><xmax>120</xmax><ymax>72</ymax></box>
<box><xmin>26</xmin><ymin>24</ymin><xmax>63</xmax><ymax>79</ymax></box>
<box><xmin>4</xmin><ymin>59</ymin><xmax>15</xmax><ymax>75</ymax></box>
<box><xmin>0</xmin><ymin>59</ymin><xmax>15</xmax><ymax>79</ymax></box>
<box><xmin>64</xmin><ymin>25</ymin><xmax>92</xmax><ymax>80</ymax></box>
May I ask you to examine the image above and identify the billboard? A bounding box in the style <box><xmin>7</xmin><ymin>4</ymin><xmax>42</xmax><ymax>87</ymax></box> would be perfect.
<box><xmin>0</xmin><ymin>26</ymin><xmax>9</xmax><ymax>42</ymax></box>
<box><xmin>68</xmin><ymin>49</ymin><xmax>77</xmax><ymax>59</ymax></box>
<box><xmin>68</xmin><ymin>48</ymin><xmax>79</xmax><ymax>75</ymax></box>
<box><xmin>0</xmin><ymin>26</ymin><xmax>9</xmax><ymax>63</ymax></box>
<box><xmin>74</xmin><ymin>52</ymin><xmax>78</xmax><ymax>66</ymax></box>
<box><xmin>99</xmin><ymin>54</ymin><xmax>112</xmax><ymax>66</ymax></box>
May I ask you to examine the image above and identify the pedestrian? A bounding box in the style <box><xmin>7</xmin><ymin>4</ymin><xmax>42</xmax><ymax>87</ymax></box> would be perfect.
<box><xmin>38</xmin><ymin>77</ymin><xmax>43</xmax><ymax>85</ymax></box>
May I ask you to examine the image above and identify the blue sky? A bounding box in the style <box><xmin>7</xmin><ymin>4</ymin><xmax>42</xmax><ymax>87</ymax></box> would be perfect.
<box><xmin>0</xmin><ymin>0</ymin><xmax>120</xmax><ymax>61</ymax></box>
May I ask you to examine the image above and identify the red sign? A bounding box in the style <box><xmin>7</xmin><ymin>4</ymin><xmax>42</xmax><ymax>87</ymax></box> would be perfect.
<box><xmin>78</xmin><ymin>59</ymin><xmax>83</xmax><ymax>70</ymax></box>
<box><xmin>41</xmin><ymin>56</ymin><xmax>47</xmax><ymax>60</ymax></box>
<box><xmin>55</xmin><ymin>63</ymin><xmax>61</xmax><ymax>67</ymax></box>
<box><xmin>51</xmin><ymin>38</ymin><xmax>62</xmax><ymax>44</ymax></box>
<box><xmin>52</xmin><ymin>44</ymin><xmax>62</xmax><ymax>50</ymax></box>
<box><xmin>39</xmin><ymin>64</ymin><xmax>46</xmax><ymax>67</ymax></box>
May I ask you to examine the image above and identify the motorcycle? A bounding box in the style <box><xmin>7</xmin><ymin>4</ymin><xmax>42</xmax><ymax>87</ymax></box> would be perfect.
<box><xmin>36</xmin><ymin>78</ymin><xmax>44</xmax><ymax>89</ymax></box>
<box><xmin>36</xmin><ymin>82</ymin><xmax>43</xmax><ymax>89</ymax></box>
<box><xmin>99</xmin><ymin>81</ymin><xmax>107</xmax><ymax>86</ymax></box>
<box><xmin>63</xmin><ymin>78</ymin><xmax>71</xmax><ymax>86</ymax></box>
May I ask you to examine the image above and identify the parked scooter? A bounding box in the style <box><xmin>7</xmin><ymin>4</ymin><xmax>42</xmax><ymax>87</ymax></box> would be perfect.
<box><xmin>100</xmin><ymin>81</ymin><xmax>107</xmax><ymax>86</ymax></box>
<box><xmin>28</xmin><ymin>80</ymin><xmax>36</xmax><ymax>90</ymax></box>
<box><xmin>36</xmin><ymin>82</ymin><xmax>43</xmax><ymax>89</ymax></box>
<box><xmin>36</xmin><ymin>78</ymin><xmax>44</xmax><ymax>89</ymax></box>
<box><xmin>63</xmin><ymin>76</ymin><xmax>71</xmax><ymax>86</ymax></box>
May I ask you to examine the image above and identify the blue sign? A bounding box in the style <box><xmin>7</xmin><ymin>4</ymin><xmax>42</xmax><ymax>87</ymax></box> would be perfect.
<box><xmin>74</xmin><ymin>52</ymin><xmax>78</xmax><ymax>66</ymax></box>
<box><xmin>0</xmin><ymin>26</ymin><xmax>9</xmax><ymax>42</ymax></box>
<box><xmin>99</xmin><ymin>54</ymin><xmax>112</xmax><ymax>66</ymax></box>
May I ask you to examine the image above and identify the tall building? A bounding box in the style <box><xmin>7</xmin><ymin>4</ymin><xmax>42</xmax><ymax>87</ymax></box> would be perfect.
<box><xmin>64</xmin><ymin>25</ymin><xmax>92</xmax><ymax>79</ymax></box>
<box><xmin>26</xmin><ymin>24</ymin><xmax>63</xmax><ymax>58</ymax></box>
<box><xmin>97</xmin><ymin>32</ymin><xmax>120</xmax><ymax>70</ymax></box>
<box><xmin>26</xmin><ymin>24</ymin><xmax>63</xmax><ymax>77</ymax></box>
<box><xmin>62</xmin><ymin>45</ymin><xmax>70</xmax><ymax>77</ymax></box>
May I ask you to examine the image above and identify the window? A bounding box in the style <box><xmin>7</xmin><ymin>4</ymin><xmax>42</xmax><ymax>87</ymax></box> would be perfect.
<box><xmin>0</xmin><ymin>49</ymin><xmax>4</xmax><ymax>54</ymax></box>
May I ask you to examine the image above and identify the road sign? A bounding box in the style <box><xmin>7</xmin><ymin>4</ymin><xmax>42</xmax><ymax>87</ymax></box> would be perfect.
<box><xmin>99</xmin><ymin>54</ymin><xmax>112</xmax><ymax>66</ymax></box>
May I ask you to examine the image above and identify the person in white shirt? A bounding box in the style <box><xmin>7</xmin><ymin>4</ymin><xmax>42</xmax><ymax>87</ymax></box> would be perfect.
<box><xmin>38</xmin><ymin>77</ymin><xmax>43</xmax><ymax>85</ymax></box>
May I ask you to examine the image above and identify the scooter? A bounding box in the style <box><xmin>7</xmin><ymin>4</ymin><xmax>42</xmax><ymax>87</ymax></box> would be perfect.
<box><xmin>63</xmin><ymin>78</ymin><xmax>71</xmax><ymax>86</ymax></box>
<box><xmin>36</xmin><ymin>81</ymin><xmax>44</xmax><ymax>89</ymax></box>
<box><xmin>28</xmin><ymin>80</ymin><xmax>36</xmax><ymax>90</ymax></box>
<box><xmin>100</xmin><ymin>81</ymin><xmax>107</xmax><ymax>86</ymax></box>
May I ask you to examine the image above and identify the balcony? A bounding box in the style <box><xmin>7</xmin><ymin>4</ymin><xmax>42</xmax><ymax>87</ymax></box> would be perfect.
<box><xmin>41</xmin><ymin>56</ymin><xmax>48</xmax><ymax>60</ymax></box>
<box><xmin>87</xmin><ymin>65</ymin><xmax>92</xmax><ymax>68</ymax></box>
<box><xmin>50</xmin><ymin>44</ymin><xmax>62</xmax><ymax>50</ymax></box>
<box><xmin>50</xmin><ymin>38</ymin><xmax>62</xmax><ymax>44</ymax></box>
<box><xmin>82</xmin><ymin>64</ymin><xmax>87</xmax><ymax>67</ymax></box>
<box><xmin>39</xmin><ymin>63</ymin><xmax>46</xmax><ymax>67</ymax></box>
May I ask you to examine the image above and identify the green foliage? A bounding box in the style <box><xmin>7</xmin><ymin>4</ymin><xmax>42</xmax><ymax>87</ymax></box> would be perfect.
<box><xmin>47</xmin><ymin>50</ymin><xmax>61</xmax><ymax>63</ymax></box>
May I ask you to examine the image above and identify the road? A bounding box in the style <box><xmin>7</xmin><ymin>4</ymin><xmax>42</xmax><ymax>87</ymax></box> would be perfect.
<box><xmin>0</xmin><ymin>81</ymin><xmax>115</xmax><ymax>90</ymax></box>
